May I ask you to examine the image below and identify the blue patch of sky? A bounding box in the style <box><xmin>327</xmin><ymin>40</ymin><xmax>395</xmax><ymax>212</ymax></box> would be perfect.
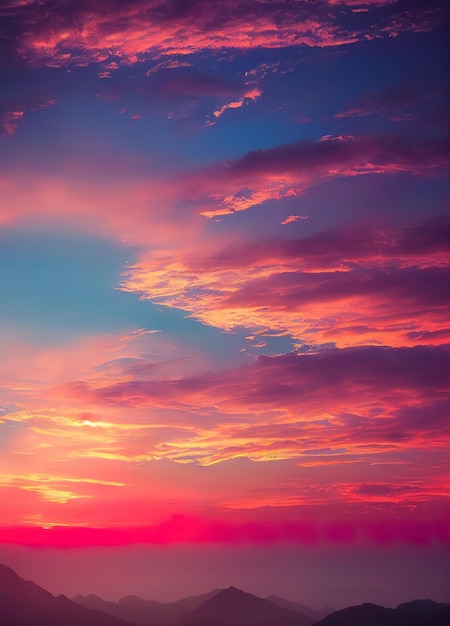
<box><xmin>204</xmin><ymin>172</ymin><xmax>448</xmax><ymax>246</ymax></box>
<box><xmin>2</xmin><ymin>29</ymin><xmax>446</xmax><ymax>174</ymax></box>
<box><xmin>0</xmin><ymin>230</ymin><xmax>260</xmax><ymax>366</ymax></box>
<box><xmin>0</xmin><ymin>403</ymin><xmax>21</xmax><ymax>417</ymax></box>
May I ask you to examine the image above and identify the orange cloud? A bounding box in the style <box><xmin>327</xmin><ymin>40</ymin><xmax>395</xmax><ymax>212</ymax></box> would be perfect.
<box><xmin>281</xmin><ymin>215</ymin><xmax>302</xmax><ymax>225</ymax></box>
<box><xmin>121</xmin><ymin>217</ymin><xmax>450</xmax><ymax>347</ymax></box>
<box><xmin>213</xmin><ymin>87</ymin><xmax>262</xmax><ymax>118</ymax></box>
<box><xmin>2</xmin><ymin>324</ymin><xmax>448</xmax><ymax>527</ymax></box>
<box><xmin>57</xmin><ymin>345</ymin><xmax>450</xmax><ymax>466</ymax></box>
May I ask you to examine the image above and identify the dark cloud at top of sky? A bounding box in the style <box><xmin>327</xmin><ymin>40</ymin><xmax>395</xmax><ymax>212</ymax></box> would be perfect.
<box><xmin>0</xmin><ymin>0</ymin><xmax>447</xmax><ymax>68</ymax></box>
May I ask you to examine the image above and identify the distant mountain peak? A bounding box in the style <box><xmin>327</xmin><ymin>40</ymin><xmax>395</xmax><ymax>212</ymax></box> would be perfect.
<box><xmin>219</xmin><ymin>585</ymin><xmax>246</xmax><ymax>596</ymax></box>
<box><xmin>266</xmin><ymin>594</ymin><xmax>334</xmax><ymax>620</ymax></box>
<box><xmin>121</xmin><ymin>594</ymin><xmax>143</xmax><ymax>601</ymax></box>
<box><xmin>0</xmin><ymin>563</ymin><xmax>20</xmax><ymax>578</ymax></box>
<box><xmin>176</xmin><ymin>584</ymin><xmax>314</xmax><ymax>626</ymax></box>
<box><xmin>4</xmin><ymin>563</ymin><xmax>449</xmax><ymax>626</ymax></box>
<box><xmin>0</xmin><ymin>563</ymin><xmax>136</xmax><ymax>626</ymax></box>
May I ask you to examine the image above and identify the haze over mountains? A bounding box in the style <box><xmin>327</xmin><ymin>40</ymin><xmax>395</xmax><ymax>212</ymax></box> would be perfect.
<box><xmin>175</xmin><ymin>586</ymin><xmax>312</xmax><ymax>626</ymax></box>
<box><xmin>0</xmin><ymin>564</ymin><xmax>135</xmax><ymax>626</ymax></box>
<box><xmin>1</xmin><ymin>563</ymin><xmax>449</xmax><ymax>626</ymax></box>
<box><xmin>73</xmin><ymin>589</ymin><xmax>221</xmax><ymax>626</ymax></box>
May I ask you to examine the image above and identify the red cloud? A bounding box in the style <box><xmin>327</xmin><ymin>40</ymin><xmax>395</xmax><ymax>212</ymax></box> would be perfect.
<box><xmin>2</xmin><ymin>0</ymin><xmax>446</xmax><ymax>68</ymax></box>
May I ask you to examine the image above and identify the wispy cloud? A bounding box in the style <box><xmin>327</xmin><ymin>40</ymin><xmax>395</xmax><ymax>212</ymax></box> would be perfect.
<box><xmin>333</xmin><ymin>77</ymin><xmax>438</xmax><ymax>120</ymax></box>
<box><xmin>97</xmin><ymin>66</ymin><xmax>262</xmax><ymax>120</ymax></box>
<box><xmin>56</xmin><ymin>344</ymin><xmax>450</xmax><ymax>467</ymax></box>
<box><xmin>0</xmin><ymin>96</ymin><xmax>55</xmax><ymax>135</ymax></box>
<box><xmin>121</xmin><ymin>216</ymin><xmax>450</xmax><ymax>345</ymax></box>
<box><xmin>212</xmin><ymin>87</ymin><xmax>262</xmax><ymax>119</ymax></box>
<box><xmin>182</xmin><ymin>135</ymin><xmax>449</xmax><ymax>217</ymax></box>
<box><xmin>1</xmin><ymin>134</ymin><xmax>447</xmax><ymax>239</ymax></box>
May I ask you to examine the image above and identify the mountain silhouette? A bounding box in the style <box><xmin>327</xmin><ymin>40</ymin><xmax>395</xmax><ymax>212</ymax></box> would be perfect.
<box><xmin>315</xmin><ymin>599</ymin><xmax>450</xmax><ymax>626</ymax></box>
<box><xmin>74</xmin><ymin>589</ymin><xmax>219</xmax><ymax>625</ymax></box>
<box><xmin>0</xmin><ymin>564</ymin><xmax>137</xmax><ymax>626</ymax></box>
<box><xmin>175</xmin><ymin>586</ymin><xmax>313</xmax><ymax>626</ymax></box>
<box><xmin>394</xmin><ymin>599</ymin><xmax>450</xmax><ymax>626</ymax></box>
<box><xmin>266</xmin><ymin>594</ymin><xmax>333</xmax><ymax>621</ymax></box>
<box><xmin>314</xmin><ymin>602</ymin><xmax>397</xmax><ymax>626</ymax></box>
<box><xmin>3</xmin><ymin>562</ymin><xmax>449</xmax><ymax>626</ymax></box>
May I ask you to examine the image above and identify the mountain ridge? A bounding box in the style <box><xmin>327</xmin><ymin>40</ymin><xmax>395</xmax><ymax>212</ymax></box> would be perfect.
<box><xmin>2</xmin><ymin>563</ymin><xmax>449</xmax><ymax>626</ymax></box>
<box><xmin>175</xmin><ymin>586</ymin><xmax>314</xmax><ymax>626</ymax></box>
<box><xmin>266</xmin><ymin>594</ymin><xmax>334</xmax><ymax>620</ymax></box>
<box><xmin>314</xmin><ymin>598</ymin><xmax>450</xmax><ymax>626</ymax></box>
<box><xmin>0</xmin><ymin>563</ymin><xmax>138</xmax><ymax>626</ymax></box>
<box><xmin>74</xmin><ymin>588</ymin><xmax>219</xmax><ymax>625</ymax></box>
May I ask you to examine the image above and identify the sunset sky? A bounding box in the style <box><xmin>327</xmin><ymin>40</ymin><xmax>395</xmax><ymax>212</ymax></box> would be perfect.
<box><xmin>0</xmin><ymin>0</ymin><xmax>449</xmax><ymax>609</ymax></box>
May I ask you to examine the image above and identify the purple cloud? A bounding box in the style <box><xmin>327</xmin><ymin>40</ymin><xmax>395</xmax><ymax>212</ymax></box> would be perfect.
<box><xmin>1</xmin><ymin>0</ymin><xmax>446</xmax><ymax>68</ymax></box>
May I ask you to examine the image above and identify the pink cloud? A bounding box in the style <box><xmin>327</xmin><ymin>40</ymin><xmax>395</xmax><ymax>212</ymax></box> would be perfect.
<box><xmin>58</xmin><ymin>345</ymin><xmax>450</xmax><ymax>456</ymax></box>
<box><xmin>1</xmin><ymin>0</ymin><xmax>448</xmax><ymax>558</ymax></box>
<box><xmin>2</xmin><ymin>336</ymin><xmax>448</xmax><ymax>528</ymax></box>
<box><xmin>96</xmin><ymin>66</ymin><xmax>263</xmax><ymax>121</ymax></box>
<box><xmin>121</xmin><ymin>216</ymin><xmax>450</xmax><ymax>346</ymax></box>
<box><xmin>2</xmin><ymin>110</ymin><xmax>24</xmax><ymax>135</ymax></box>
<box><xmin>188</xmin><ymin>216</ymin><xmax>450</xmax><ymax>270</ymax></box>
<box><xmin>1</xmin><ymin>135</ymin><xmax>447</xmax><ymax>244</ymax></box>
<box><xmin>4</xmin><ymin>0</ymin><xmax>446</xmax><ymax>69</ymax></box>
<box><xmin>212</xmin><ymin>87</ymin><xmax>262</xmax><ymax>119</ymax></box>
<box><xmin>281</xmin><ymin>215</ymin><xmax>302</xmax><ymax>225</ymax></box>
<box><xmin>181</xmin><ymin>135</ymin><xmax>449</xmax><ymax>217</ymax></box>
<box><xmin>0</xmin><ymin>96</ymin><xmax>55</xmax><ymax>136</ymax></box>
<box><xmin>0</xmin><ymin>172</ymin><xmax>203</xmax><ymax>246</ymax></box>
<box><xmin>145</xmin><ymin>60</ymin><xmax>192</xmax><ymax>75</ymax></box>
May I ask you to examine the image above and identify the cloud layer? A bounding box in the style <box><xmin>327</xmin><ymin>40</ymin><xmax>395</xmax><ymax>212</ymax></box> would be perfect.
<box><xmin>1</xmin><ymin>0</ymin><xmax>446</xmax><ymax>68</ymax></box>
<box><xmin>121</xmin><ymin>216</ymin><xmax>450</xmax><ymax>346</ymax></box>
<box><xmin>0</xmin><ymin>0</ymin><xmax>448</xmax><ymax>559</ymax></box>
